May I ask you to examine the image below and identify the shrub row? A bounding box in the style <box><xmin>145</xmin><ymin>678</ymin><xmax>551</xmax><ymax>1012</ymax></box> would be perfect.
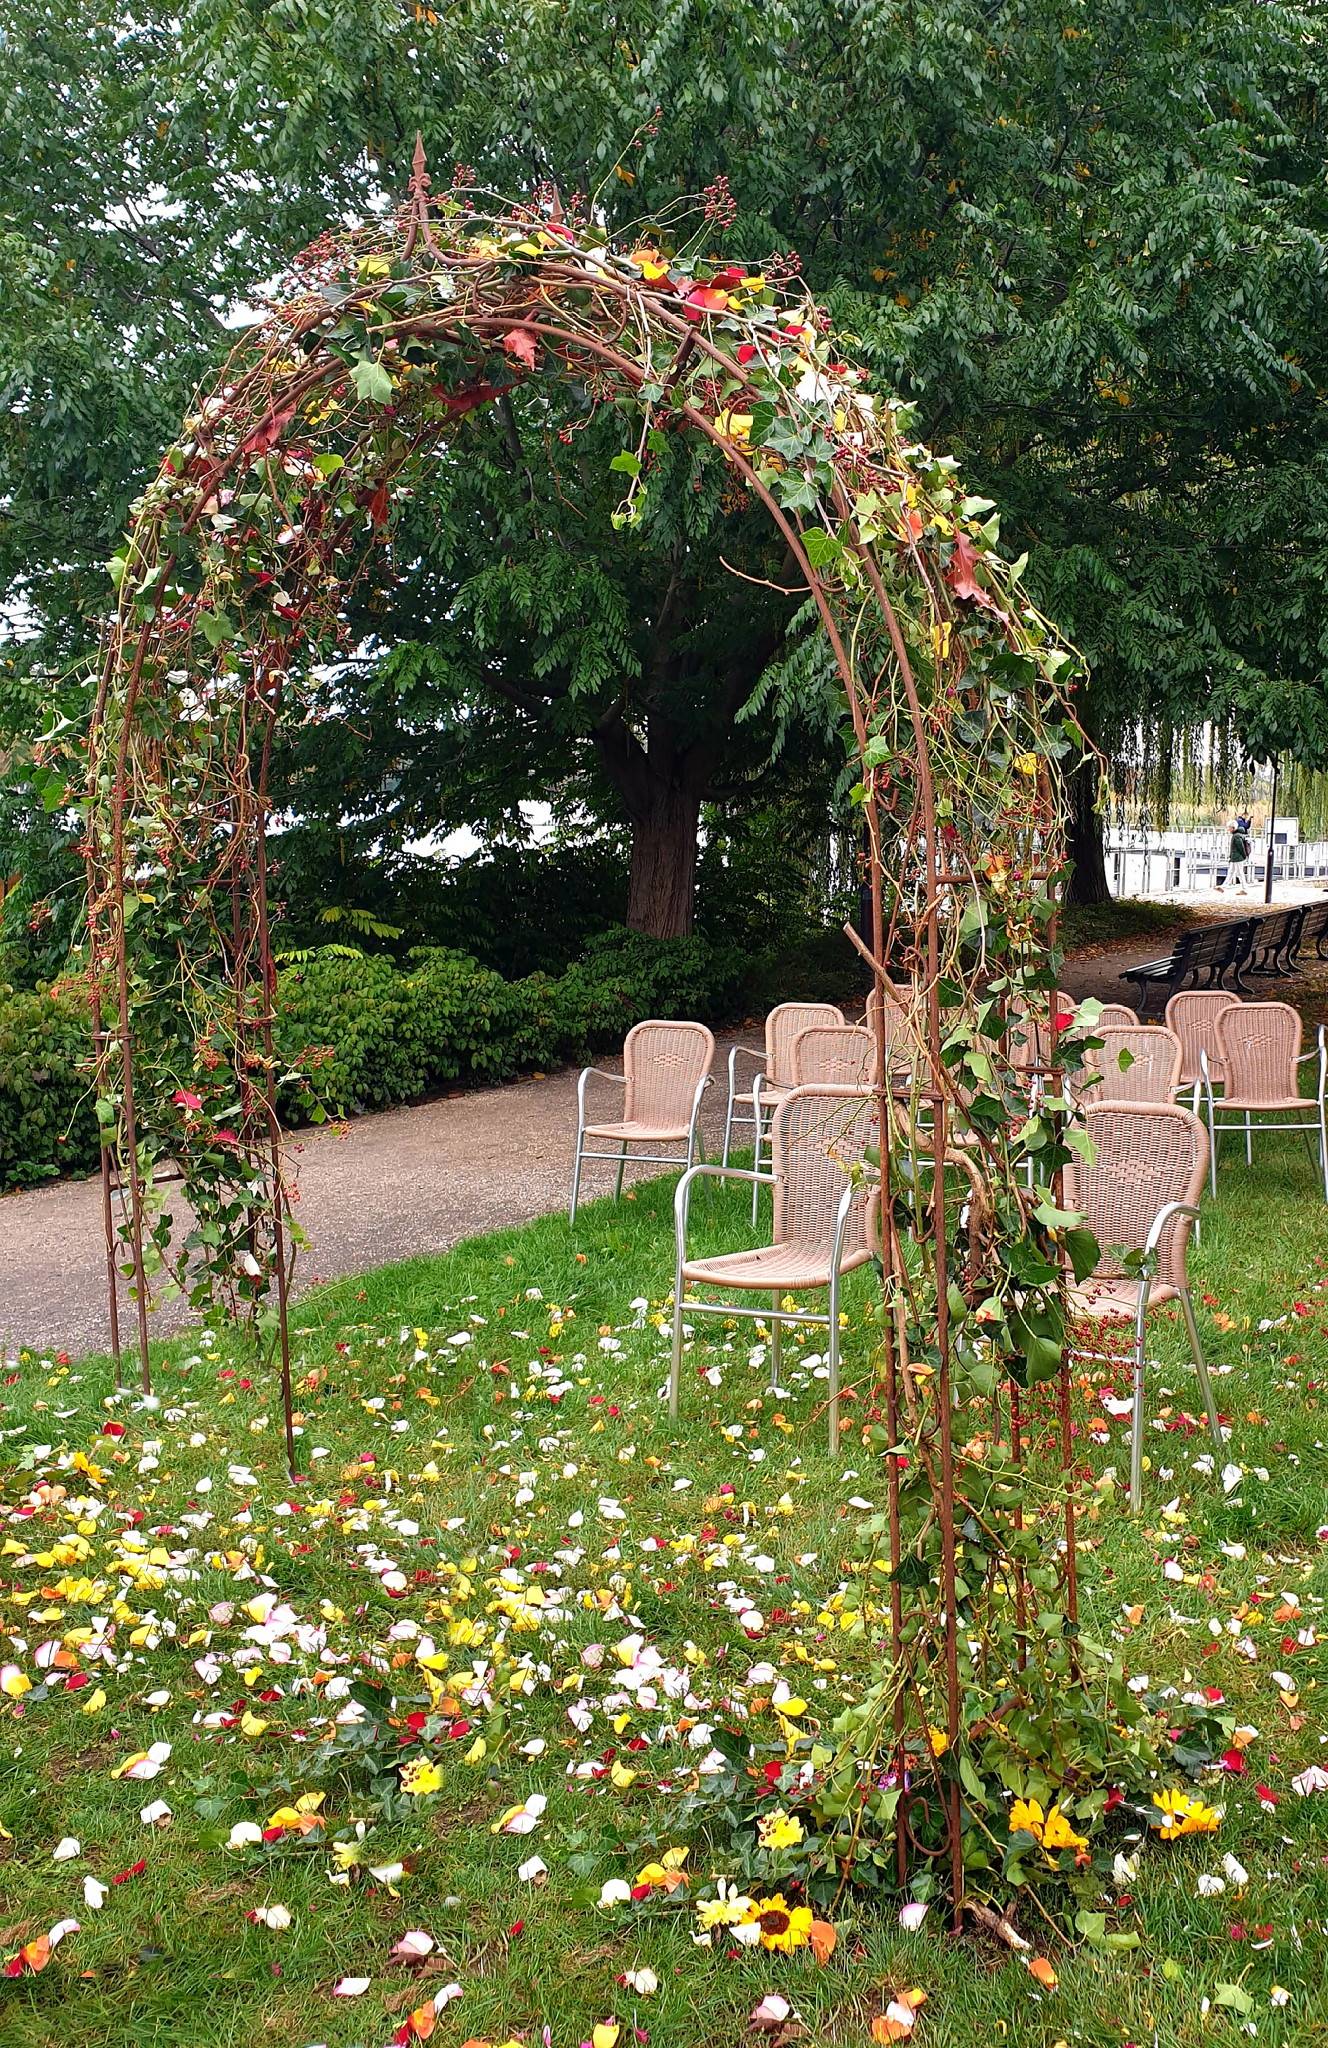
<box><xmin>0</xmin><ymin>930</ymin><xmax>753</xmax><ymax>1193</ymax></box>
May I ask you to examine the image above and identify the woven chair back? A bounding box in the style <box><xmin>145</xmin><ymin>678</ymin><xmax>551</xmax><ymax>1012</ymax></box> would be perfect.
<box><xmin>1084</xmin><ymin>1024</ymin><xmax>1183</xmax><ymax>1103</ymax></box>
<box><xmin>770</xmin><ymin>1085</ymin><xmax>875</xmax><ymax>1255</ymax></box>
<box><xmin>765</xmin><ymin>1002</ymin><xmax>844</xmax><ymax>1085</ymax></box>
<box><xmin>622</xmin><ymin>1020</ymin><xmax>715</xmax><ymax>1127</ymax></box>
<box><xmin>1066</xmin><ymin>1101</ymin><xmax>1207</xmax><ymax>1288</ymax></box>
<box><xmin>1165</xmin><ymin>990</ymin><xmax>1238</xmax><ymax>1087</ymax></box>
<box><xmin>1097</xmin><ymin>1002</ymin><xmax>1140</xmax><ymax>1029</ymax></box>
<box><xmin>1214</xmin><ymin>1000</ymin><xmax>1301</xmax><ymax>1103</ymax></box>
<box><xmin>791</xmin><ymin>1024</ymin><xmax>875</xmax><ymax>1088</ymax></box>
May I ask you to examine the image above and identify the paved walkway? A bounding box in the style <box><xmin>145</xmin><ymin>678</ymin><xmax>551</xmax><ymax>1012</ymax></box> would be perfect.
<box><xmin>0</xmin><ymin>1030</ymin><xmax>748</xmax><ymax>1357</ymax></box>
<box><xmin>5</xmin><ymin>904</ymin><xmax>1323</xmax><ymax>1358</ymax></box>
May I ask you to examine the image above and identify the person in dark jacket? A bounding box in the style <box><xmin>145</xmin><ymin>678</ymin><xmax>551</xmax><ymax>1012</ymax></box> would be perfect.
<box><xmin>1218</xmin><ymin>812</ymin><xmax>1254</xmax><ymax>891</ymax></box>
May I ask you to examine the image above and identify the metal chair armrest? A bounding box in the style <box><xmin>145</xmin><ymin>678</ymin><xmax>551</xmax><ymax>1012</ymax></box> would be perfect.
<box><xmin>674</xmin><ymin>1161</ymin><xmax>776</xmax><ymax>1258</ymax></box>
<box><xmin>1143</xmin><ymin>1200</ymin><xmax>1200</xmax><ymax>1258</ymax></box>
<box><xmin>577</xmin><ymin>1066</ymin><xmax>626</xmax><ymax>1119</ymax></box>
<box><xmin>829</xmin><ymin>1181</ymin><xmax>858</xmax><ymax>1273</ymax></box>
<box><xmin>728</xmin><ymin>1044</ymin><xmax>768</xmax><ymax>1089</ymax></box>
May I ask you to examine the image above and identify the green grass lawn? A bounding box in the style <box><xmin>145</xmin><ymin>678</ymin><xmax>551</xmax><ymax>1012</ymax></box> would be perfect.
<box><xmin>2</xmin><ymin>1130</ymin><xmax>1327</xmax><ymax>2048</ymax></box>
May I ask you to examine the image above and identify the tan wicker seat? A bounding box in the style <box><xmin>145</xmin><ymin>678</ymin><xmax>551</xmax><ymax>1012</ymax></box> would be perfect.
<box><xmin>1081</xmin><ymin>1023</ymin><xmax>1182</xmax><ymax>1104</ymax></box>
<box><xmin>1165</xmin><ymin>990</ymin><xmax>1237</xmax><ymax>1109</ymax></box>
<box><xmin>672</xmin><ymin>1085</ymin><xmax>876</xmax><ymax>1449</ymax></box>
<box><xmin>570</xmin><ymin>1019</ymin><xmax>714</xmax><ymax>1222</ymax></box>
<box><xmin>1202</xmin><ymin>1000</ymin><xmax>1328</xmax><ymax>1199</ymax></box>
<box><xmin>723</xmin><ymin>1001</ymin><xmax>844</xmax><ymax>1221</ymax></box>
<box><xmin>1065</xmin><ymin>1101</ymin><xmax>1221</xmax><ymax>1509</ymax></box>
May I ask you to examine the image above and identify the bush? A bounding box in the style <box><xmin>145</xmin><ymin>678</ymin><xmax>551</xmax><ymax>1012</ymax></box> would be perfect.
<box><xmin>0</xmin><ymin>925</ymin><xmax>851</xmax><ymax>1192</ymax></box>
<box><xmin>273</xmin><ymin>932</ymin><xmax>749</xmax><ymax>1123</ymax></box>
<box><xmin>0</xmin><ymin>979</ymin><xmax>100</xmax><ymax>1187</ymax></box>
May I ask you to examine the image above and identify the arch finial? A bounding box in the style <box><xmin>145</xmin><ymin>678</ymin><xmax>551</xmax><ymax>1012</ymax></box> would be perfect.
<box><xmin>404</xmin><ymin>131</ymin><xmax>440</xmax><ymax>257</ymax></box>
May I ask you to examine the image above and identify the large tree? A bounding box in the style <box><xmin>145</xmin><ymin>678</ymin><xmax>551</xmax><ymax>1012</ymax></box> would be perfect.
<box><xmin>3</xmin><ymin>0</ymin><xmax>1327</xmax><ymax>938</ymax></box>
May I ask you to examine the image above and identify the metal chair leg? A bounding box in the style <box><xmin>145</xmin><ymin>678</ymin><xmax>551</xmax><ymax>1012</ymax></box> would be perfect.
<box><xmin>1129</xmin><ymin>1280</ymin><xmax>1149</xmax><ymax>1512</ymax></box>
<box><xmin>769</xmin><ymin>1292</ymin><xmax>782</xmax><ymax>1389</ymax></box>
<box><xmin>751</xmin><ymin>1111</ymin><xmax>764</xmax><ymax>1226</ymax></box>
<box><xmin>669</xmin><ymin>1281</ymin><xmax>685</xmax><ymax>1420</ymax></box>
<box><xmin>1203</xmin><ymin>1075</ymin><xmax>1218</xmax><ymax>1198</ymax></box>
<box><xmin>1179</xmin><ymin>1286</ymin><xmax>1222</xmax><ymax>1452</ymax></box>
<box><xmin>569</xmin><ymin>1132</ymin><xmax>584</xmax><ymax>1224</ymax></box>
<box><xmin>1244</xmin><ymin>1111</ymin><xmax>1252</xmax><ymax>1167</ymax></box>
<box><xmin>721</xmin><ymin>1090</ymin><xmax>734</xmax><ymax>1169</ymax></box>
<box><xmin>614</xmin><ymin>1142</ymin><xmax>628</xmax><ymax>1200</ymax></box>
<box><xmin>827</xmin><ymin>1268</ymin><xmax>842</xmax><ymax>1453</ymax></box>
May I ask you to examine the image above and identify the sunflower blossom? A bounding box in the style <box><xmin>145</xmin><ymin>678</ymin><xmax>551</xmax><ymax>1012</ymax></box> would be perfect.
<box><xmin>744</xmin><ymin>1893</ymin><xmax>814</xmax><ymax>1954</ymax></box>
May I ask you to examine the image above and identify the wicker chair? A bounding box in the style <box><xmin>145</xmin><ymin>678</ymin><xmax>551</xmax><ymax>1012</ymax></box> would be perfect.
<box><xmin>570</xmin><ymin>1019</ymin><xmax>714</xmax><ymax>1223</ymax></box>
<box><xmin>723</xmin><ymin>1001</ymin><xmax>844</xmax><ymax>1222</ymax></box>
<box><xmin>672</xmin><ymin>1085</ymin><xmax>876</xmax><ymax>1448</ymax></box>
<box><xmin>1165</xmin><ymin>989</ymin><xmax>1238</xmax><ymax>1112</ymax></box>
<box><xmin>791</xmin><ymin>1023</ymin><xmax>876</xmax><ymax>1088</ymax></box>
<box><xmin>1065</xmin><ymin>1102</ymin><xmax>1221</xmax><ymax>1510</ymax></box>
<box><xmin>1202</xmin><ymin>1000</ymin><xmax>1328</xmax><ymax>1200</ymax></box>
<box><xmin>1097</xmin><ymin>1002</ymin><xmax>1139</xmax><ymax>1029</ymax></box>
<box><xmin>1082</xmin><ymin>1024</ymin><xmax>1183</xmax><ymax>1104</ymax></box>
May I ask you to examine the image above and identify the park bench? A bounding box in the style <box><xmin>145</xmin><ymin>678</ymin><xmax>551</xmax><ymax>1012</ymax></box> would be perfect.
<box><xmin>1120</xmin><ymin>917</ymin><xmax>1258</xmax><ymax>1018</ymax></box>
<box><xmin>1289</xmin><ymin>896</ymin><xmax>1328</xmax><ymax>968</ymax></box>
<box><xmin>1246</xmin><ymin>904</ymin><xmax>1306</xmax><ymax>979</ymax></box>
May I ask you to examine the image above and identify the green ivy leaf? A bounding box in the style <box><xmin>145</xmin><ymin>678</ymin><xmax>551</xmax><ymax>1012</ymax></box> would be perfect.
<box><xmin>351</xmin><ymin>355</ymin><xmax>394</xmax><ymax>404</ymax></box>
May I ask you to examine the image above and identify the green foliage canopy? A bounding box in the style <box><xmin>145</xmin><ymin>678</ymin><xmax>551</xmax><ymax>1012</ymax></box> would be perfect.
<box><xmin>3</xmin><ymin>0</ymin><xmax>1328</xmax><ymax>946</ymax></box>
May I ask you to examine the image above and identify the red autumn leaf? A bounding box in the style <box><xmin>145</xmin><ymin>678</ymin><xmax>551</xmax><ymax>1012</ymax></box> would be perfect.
<box><xmin>501</xmin><ymin>327</ymin><xmax>539</xmax><ymax>370</ymax></box>
<box><xmin>946</xmin><ymin>530</ymin><xmax>985</xmax><ymax>601</ymax></box>
<box><xmin>434</xmin><ymin>379</ymin><xmax>515</xmax><ymax>417</ymax></box>
<box><xmin>367</xmin><ymin>484</ymin><xmax>390</xmax><ymax>528</ymax></box>
<box><xmin>241</xmin><ymin>405</ymin><xmax>296</xmax><ymax>456</ymax></box>
<box><xmin>946</xmin><ymin>528</ymin><xmax>1010</xmax><ymax>617</ymax></box>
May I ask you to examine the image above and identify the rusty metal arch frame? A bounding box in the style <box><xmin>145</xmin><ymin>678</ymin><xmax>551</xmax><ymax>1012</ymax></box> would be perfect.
<box><xmin>85</xmin><ymin>156</ymin><xmax>1085</xmax><ymax>1919</ymax></box>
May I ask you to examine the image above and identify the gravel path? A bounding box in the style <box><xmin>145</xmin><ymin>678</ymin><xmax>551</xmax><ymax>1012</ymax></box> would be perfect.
<box><xmin>5</xmin><ymin>908</ymin><xmax>1304</xmax><ymax>1358</ymax></box>
<box><xmin>0</xmin><ymin>1029</ymin><xmax>750</xmax><ymax>1357</ymax></box>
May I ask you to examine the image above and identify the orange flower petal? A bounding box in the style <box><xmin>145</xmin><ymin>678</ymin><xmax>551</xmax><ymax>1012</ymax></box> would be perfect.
<box><xmin>809</xmin><ymin>1918</ymin><xmax>837</xmax><ymax>1962</ymax></box>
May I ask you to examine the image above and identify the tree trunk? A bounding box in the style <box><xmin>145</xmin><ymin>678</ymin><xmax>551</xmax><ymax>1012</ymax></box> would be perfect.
<box><xmin>1064</xmin><ymin>753</ymin><xmax>1112</xmax><ymax>905</ymax></box>
<box><xmin>625</xmin><ymin>782</ymin><xmax>701</xmax><ymax>937</ymax></box>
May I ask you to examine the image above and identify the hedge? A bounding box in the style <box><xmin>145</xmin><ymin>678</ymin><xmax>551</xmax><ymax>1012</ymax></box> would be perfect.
<box><xmin>0</xmin><ymin>929</ymin><xmax>754</xmax><ymax>1193</ymax></box>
